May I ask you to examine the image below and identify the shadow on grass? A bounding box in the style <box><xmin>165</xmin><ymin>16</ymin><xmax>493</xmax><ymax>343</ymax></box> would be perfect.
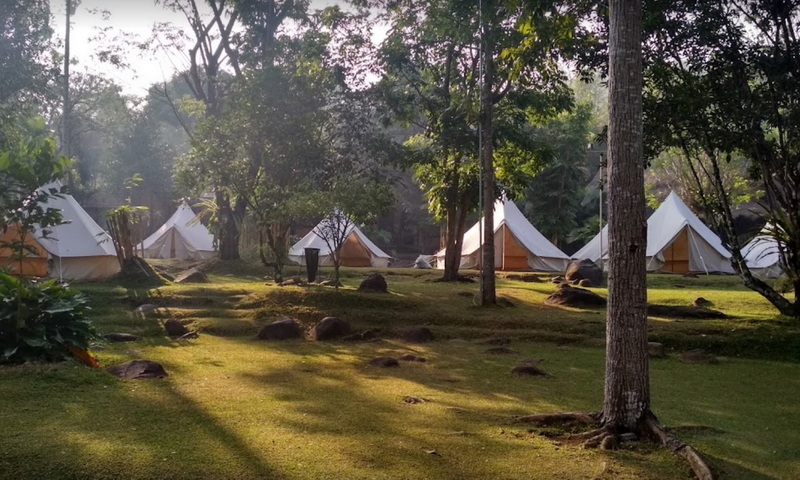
<box><xmin>703</xmin><ymin>454</ymin><xmax>780</xmax><ymax>480</ymax></box>
<box><xmin>0</xmin><ymin>367</ymin><xmax>279</xmax><ymax>479</ymax></box>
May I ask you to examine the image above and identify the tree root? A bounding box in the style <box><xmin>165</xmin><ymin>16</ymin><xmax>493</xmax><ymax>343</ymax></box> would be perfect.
<box><xmin>642</xmin><ymin>414</ymin><xmax>714</xmax><ymax>480</ymax></box>
<box><xmin>514</xmin><ymin>412</ymin><xmax>599</xmax><ymax>427</ymax></box>
<box><xmin>517</xmin><ymin>411</ymin><xmax>715</xmax><ymax>479</ymax></box>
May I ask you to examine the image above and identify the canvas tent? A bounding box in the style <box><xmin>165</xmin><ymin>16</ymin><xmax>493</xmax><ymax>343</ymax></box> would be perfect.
<box><xmin>139</xmin><ymin>201</ymin><xmax>216</xmax><ymax>260</ymax></box>
<box><xmin>0</xmin><ymin>181</ymin><xmax>120</xmax><ymax>280</ymax></box>
<box><xmin>434</xmin><ymin>198</ymin><xmax>570</xmax><ymax>272</ymax></box>
<box><xmin>289</xmin><ymin>218</ymin><xmax>391</xmax><ymax>268</ymax></box>
<box><xmin>742</xmin><ymin>227</ymin><xmax>785</xmax><ymax>278</ymax></box>
<box><xmin>573</xmin><ymin>191</ymin><xmax>734</xmax><ymax>274</ymax></box>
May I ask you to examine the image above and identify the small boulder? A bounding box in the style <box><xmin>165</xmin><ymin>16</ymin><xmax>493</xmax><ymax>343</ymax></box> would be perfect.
<box><xmin>173</xmin><ymin>268</ymin><xmax>209</xmax><ymax>284</ymax></box>
<box><xmin>511</xmin><ymin>364</ymin><xmax>548</xmax><ymax>377</ymax></box>
<box><xmin>163</xmin><ymin>319</ymin><xmax>190</xmax><ymax>337</ymax></box>
<box><xmin>578</xmin><ymin>279</ymin><xmax>594</xmax><ymax>288</ymax></box>
<box><xmin>107</xmin><ymin>360</ymin><xmax>168</xmax><ymax>379</ymax></box>
<box><xmin>358</xmin><ymin>273</ymin><xmax>388</xmax><ymax>293</ymax></box>
<box><xmin>648</xmin><ymin>342</ymin><xmax>665</xmax><ymax>358</ymax></box>
<box><xmin>485</xmin><ymin>347</ymin><xmax>519</xmax><ymax>355</ymax></box>
<box><xmin>680</xmin><ymin>349</ymin><xmax>718</xmax><ymax>364</ymax></box>
<box><xmin>544</xmin><ymin>285</ymin><xmax>607</xmax><ymax>308</ymax></box>
<box><xmin>134</xmin><ymin>303</ymin><xmax>159</xmax><ymax>314</ymax></box>
<box><xmin>399</xmin><ymin>354</ymin><xmax>427</xmax><ymax>363</ymax></box>
<box><xmin>403</xmin><ymin>327</ymin><xmax>434</xmax><ymax>343</ymax></box>
<box><xmin>565</xmin><ymin>259</ymin><xmax>604</xmax><ymax>287</ymax></box>
<box><xmin>258</xmin><ymin>318</ymin><xmax>302</xmax><ymax>340</ymax></box>
<box><xmin>403</xmin><ymin>395</ymin><xmax>426</xmax><ymax>404</ymax></box>
<box><xmin>369</xmin><ymin>357</ymin><xmax>399</xmax><ymax>368</ymax></box>
<box><xmin>309</xmin><ymin>316</ymin><xmax>351</xmax><ymax>341</ymax></box>
<box><xmin>103</xmin><ymin>333</ymin><xmax>140</xmax><ymax>343</ymax></box>
<box><xmin>693</xmin><ymin>297</ymin><xmax>713</xmax><ymax>308</ymax></box>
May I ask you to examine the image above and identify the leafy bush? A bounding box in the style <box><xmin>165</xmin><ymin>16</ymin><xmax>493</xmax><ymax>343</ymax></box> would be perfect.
<box><xmin>0</xmin><ymin>273</ymin><xmax>96</xmax><ymax>364</ymax></box>
<box><xmin>773</xmin><ymin>276</ymin><xmax>794</xmax><ymax>294</ymax></box>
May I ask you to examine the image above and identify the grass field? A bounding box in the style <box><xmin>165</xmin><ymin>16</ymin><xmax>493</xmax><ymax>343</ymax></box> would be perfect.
<box><xmin>1</xmin><ymin>261</ymin><xmax>798</xmax><ymax>479</ymax></box>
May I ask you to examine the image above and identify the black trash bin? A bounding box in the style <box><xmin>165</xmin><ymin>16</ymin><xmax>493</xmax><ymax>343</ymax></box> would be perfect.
<box><xmin>304</xmin><ymin>248</ymin><xmax>320</xmax><ymax>283</ymax></box>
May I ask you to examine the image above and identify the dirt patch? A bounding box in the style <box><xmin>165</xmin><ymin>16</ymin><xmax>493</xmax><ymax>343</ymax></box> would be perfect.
<box><xmin>486</xmin><ymin>347</ymin><xmax>520</xmax><ymax>355</ymax></box>
<box><xmin>511</xmin><ymin>362</ymin><xmax>548</xmax><ymax>377</ymax></box>
<box><xmin>647</xmin><ymin>304</ymin><xmax>727</xmax><ymax>319</ymax></box>
<box><xmin>680</xmin><ymin>349</ymin><xmax>719</xmax><ymax>364</ymax></box>
<box><xmin>505</xmin><ymin>274</ymin><xmax>543</xmax><ymax>283</ymax></box>
<box><xmin>399</xmin><ymin>354</ymin><xmax>427</xmax><ymax>363</ymax></box>
<box><xmin>404</xmin><ymin>327</ymin><xmax>434</xmax><ymax>343</ymax></box>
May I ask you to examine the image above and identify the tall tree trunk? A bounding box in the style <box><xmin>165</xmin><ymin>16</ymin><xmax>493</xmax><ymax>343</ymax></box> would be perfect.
<box><xmin>443</xmin><ymin>203</ymin><xmax>460</xmax><ymax>281</ymax></box>
<box><xmin>62</xmin><ymin>0</ymin><xmax>72</xmax><ymax>186</ymax></box>
<box><xmin>602</xmin><ymin>0</ymin><xmax>649</xmax><ymax>432</ymax></box>
<box><xmin>479</xmin><ymin>4</ymin><xmax>496</xmax><ymax>305</ymax></box>
<box><xmin>216</xmin><ymin>189</ymin><xmax>240</xmax><ymax>260</ymax></box>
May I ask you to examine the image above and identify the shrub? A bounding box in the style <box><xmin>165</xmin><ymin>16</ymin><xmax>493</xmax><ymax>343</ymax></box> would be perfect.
<box><xmin>773</xmin><ymin>276</ymin><xmax>794</xmax><ymax>294</ymax></box>
<box><xmin>0</xmin><ymin>273</ymin><xmax>96</xmax><ymax>364</ymax></box>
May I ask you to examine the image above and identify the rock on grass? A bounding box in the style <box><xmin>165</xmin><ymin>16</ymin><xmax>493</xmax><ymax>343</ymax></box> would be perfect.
<box><xmin>107</xmin><ymin>360</ymin><xmax>168</xmax><ymax>379</ymax></box>
<box><xmin>309</xmin><ymin>317</ymin><xmax>351</xmax><ymax>341</ymax></box>
<box><xmin>369</xmin><ymin>357</ymin><xmax>399</xmax><ymax>368</ymax></box>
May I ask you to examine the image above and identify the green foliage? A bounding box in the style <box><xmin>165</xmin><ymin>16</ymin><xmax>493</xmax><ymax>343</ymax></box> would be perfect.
<box><xmin>0</xmin><ymin>134</ymin><xmax>95</xmax><ymax>364</ymax></box>
<box><xmin>377</xmin><ymin>0</ymin><xmax>586</xmax><ymax>277</ymax></box>
<box><xmin>0</xmin><ymin>135</ymin><xmax>72</xmax><ymax>273</ymax></box>
<box><xmin>521</xmin><ymin>104</ymin><xmax>592</xmax><ymax>246</ymax></box>
<box><xmin>0</xmin><ymin>136</ymin><xmax>72</xmax><ymax>221</ymax></box>
<box><xmin>645</xmin><ymin>148</ymin><xmax>762</xmax><ymax>217</ymax></box>
<box><xmin>568</xmin><ymin>214</ymin><xmax>603</xmax><ymax>245</ymax></box>
<box><xmin>773</xmin><ymin>276</ymin><xmax>794</xmax><ymax>295</ymax></box>
<box><xmin>0</xmin><ymin>273</ymin><xmax>95</xmax><ymax>364</ymax></box>
<box><xmin>105</xmin><ymin>175</ymin><xmax>150</xmax><ymax>266</ymax></box>
<box><xmin>0</xmin><ymin>0</ymin><xmax>56</xmax><ymax>129</ymax></box>
<box><xmin>640</xmin><ymin>0</ymin><xmax>800</xmax><ymax>318</ymax></box>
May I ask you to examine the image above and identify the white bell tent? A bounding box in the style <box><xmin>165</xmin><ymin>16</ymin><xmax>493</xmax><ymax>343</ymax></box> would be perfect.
<box><xmin>742</xmin><ymin>226</ymin><xmax>786</xmax><ymax>278</ymax></box>
<box><xmin>434</xmin><ymin>198</ymin><xmax>570</xmax><ymax>272</ymax></box>
<box><xmin>140</xmin><ymin>201</ymin><xmax>216</xmax><ymax>260</ymax></box>
<box><xmin>0</xmin><ymin>181</ymin><xmax>120</xmax><ymax>280</ymax></box>
<box><xmin>289</xmin><ymin>218</ymin><xmax>391</xmax><ymax>268</ymax></box>
<box><xmin>573</xmin><ymin>191</ymin><xmax>734</xmax><ymax>274</ymax></box>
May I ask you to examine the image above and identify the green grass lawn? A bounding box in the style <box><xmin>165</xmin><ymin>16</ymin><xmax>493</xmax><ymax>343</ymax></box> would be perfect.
<box><xmin>1</xmin><ymin>263</ymin><xmax>798</xmax><ymax>479</ymax></box>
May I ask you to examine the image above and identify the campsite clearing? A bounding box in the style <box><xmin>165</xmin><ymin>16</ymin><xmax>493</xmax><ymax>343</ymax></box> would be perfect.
<box><xmin>1</xmin><ymin>265</ymin><xmax>798</xmax><ymax>479</ymax></box>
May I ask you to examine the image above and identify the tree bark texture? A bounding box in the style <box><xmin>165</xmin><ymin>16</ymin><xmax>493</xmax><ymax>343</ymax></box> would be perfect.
<box><xmin>603</xmin><ymin>0</ymin><xmax>650</xmax><ymax>432</ymax></box>
<box><xmin>479</xmin><ymin>4</ymin><xmax>496</xmax><ymax>305</ymax></box>
<box><xmin>216</xmin><ymin>189</ymin><xmax>241</xmax><ymax>261</ymax></box>
<box><xmin>442</xmin><ymin>190</ymin><xmax>470</xmax><ymax>281</ymax></box>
